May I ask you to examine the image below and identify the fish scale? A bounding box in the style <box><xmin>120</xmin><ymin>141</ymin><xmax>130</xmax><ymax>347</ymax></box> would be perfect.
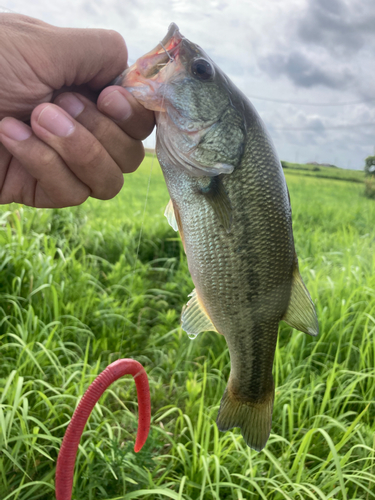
<box><xmin>121</xmin><ymin>22</ymin><xmax>318</xmax><ymax>450</ymax></box>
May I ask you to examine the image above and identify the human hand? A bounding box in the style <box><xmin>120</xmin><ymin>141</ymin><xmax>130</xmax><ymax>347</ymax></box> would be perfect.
<box><xmin>0</xmin><ymin>14</ymin><xmax>154</xmax><ymax>208</ymax></box>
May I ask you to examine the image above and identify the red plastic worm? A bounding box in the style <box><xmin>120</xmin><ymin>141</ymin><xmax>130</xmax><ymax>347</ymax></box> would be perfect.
<box><xmin>55</xmin><ymin>359</ymin><xmax>151</xmax><ymax>500</ymax></box>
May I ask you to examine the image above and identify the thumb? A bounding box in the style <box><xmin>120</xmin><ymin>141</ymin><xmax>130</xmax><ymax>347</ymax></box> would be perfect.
<box><xmin>49</xmin><ymin>27</ymin><xmax>129</xmax><ymax>90</ymax></box>
<box><xmin>8</xmin><ymin>15</ymin><xmax>128</xmax><ymax>91</ymax></box>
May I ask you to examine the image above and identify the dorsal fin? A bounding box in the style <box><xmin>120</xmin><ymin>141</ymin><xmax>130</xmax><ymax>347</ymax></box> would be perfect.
<box><xmin>282</xmin><ymin>255</ymin><xmax>319</xmax><ymax>337</ymax></box>
<box><xmin>181</xmin><ymin>289</ymin><xmax>218</xmax><ymax>339</ymax></box>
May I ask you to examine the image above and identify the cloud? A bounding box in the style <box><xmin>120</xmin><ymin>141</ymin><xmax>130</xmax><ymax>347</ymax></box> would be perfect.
<box><xmin>2</xmin><ymin>0</ymin><xmax>375</xmax><ymax>167</ymax></box>
<box><xmin>256</xmin><ymin>0</ymin><xmax>375</xmax><ymax>97</ymax></box>
<box><xmin>298</xmin><ymin>0</ymin><xmax>375</xmax><ymax>56</ymax></box>
<box><xmin>259</xmin><ymin>50</ymin><xmax>354</xmax><ymax>89</ymax></box>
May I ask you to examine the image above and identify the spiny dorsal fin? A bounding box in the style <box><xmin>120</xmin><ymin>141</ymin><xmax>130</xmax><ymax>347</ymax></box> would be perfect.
<box><xmin>164</xmin><ymin>199</ymin><xmax>178</xmax><ymax>232</ymax></box>
<box><xmin>200</xmin><ymin>176</ymin><xmax>232</xmax><ymax>232</ymax></box>
<box><xmin>282</xmin><ymin>256</ymin><xmax>319</xmax><ymax>337</ymax></box>
<box><xmin>181</xmin><ymin>289</ymin><xmax>218</xmax><ymax>339</ymax></box>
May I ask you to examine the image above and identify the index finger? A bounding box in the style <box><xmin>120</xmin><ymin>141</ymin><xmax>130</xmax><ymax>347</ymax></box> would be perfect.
<box><xmin>5</xmin><ymin>15</ymin><xmax>129</xmax><ymax>90</ymax></box>
<box><xmin>97</xmin><ymin>86</ymin><xmax>155</xmax><ymax>141</ymax></box>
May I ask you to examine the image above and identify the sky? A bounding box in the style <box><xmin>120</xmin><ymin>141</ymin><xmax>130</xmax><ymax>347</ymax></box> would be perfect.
<box><xmin>2</xmin><ymin>0</ymin><xmax>375</xmax><ymax>169</ymax></box>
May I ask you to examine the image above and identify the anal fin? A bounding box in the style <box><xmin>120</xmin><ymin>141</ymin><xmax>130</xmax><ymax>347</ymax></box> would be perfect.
<box><xmin>181</xmin><ymin>289</ymin><xmax>218</xmax><ymax>339</ymax></box>
<box><xmin>282</xmin><ymin>255</ymin><xmax>319</xmax><ymax>336</ymax></box>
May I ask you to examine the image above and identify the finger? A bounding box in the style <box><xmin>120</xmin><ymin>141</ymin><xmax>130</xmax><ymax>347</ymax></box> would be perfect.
<box><xmin>0</xmin><ymin>142</ymin><xmax>12</xmax><ymax>191</ymax></box>
<box><xmin>55</xmin><ymin>28</ymin><xmax>128</xmax><ymax>89</ymax></box>
<box><xmin>11</xmin><ymin>15</ymin><xmax>130</xmax><ymax>90</ymax></box>
<box><xmin>30</xmin><ymin>103</ymin><xmax>125</xmax><ymax>200</ymax></box>
<box><xmin>54</xmin><ymin>92</ymin><xmax>144</xmax><ymax>173</ymax></box>
<box><xmin>0</xmin><ymin>118</ymin><xmax>90</xmax><ymax>207</ymax></box>
<box><xmin>97</xmin><ymin>86</ymin><xmax>155</xmax><ymax>141</ymax></box>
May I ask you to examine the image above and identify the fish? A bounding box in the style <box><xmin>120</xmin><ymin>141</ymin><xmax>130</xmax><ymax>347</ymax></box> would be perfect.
<box><xmin>118</xmin><ymin>23</ymin><xmax>319</xmax><ymax>451</ymax></box>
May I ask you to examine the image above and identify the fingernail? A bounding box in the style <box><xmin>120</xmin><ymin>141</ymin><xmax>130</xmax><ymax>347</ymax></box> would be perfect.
<box><xmin>100</xmin><ymin>90</ymin><xmax>132</xmax><ymax>121</ymax></box>
<box><xmin>37</xmin><ymin>105</ymin><xmax>75</xmax><ymax>137</ymax></box>
<box><xmin>0</xmin><ymin>118</ymin><xmax>32</xmax><ymax>141</ymax></box>
<box><xmin>55</xmin><ymin>94</ymin><xmax>85</xmax><ymax>118</ymax></box>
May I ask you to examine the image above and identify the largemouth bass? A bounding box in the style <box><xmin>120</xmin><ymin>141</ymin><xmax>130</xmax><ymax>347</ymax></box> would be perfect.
<box><xmin>118</xmin><ymin>23</ymin><xmax>318</xmax><ymax>451</ymax></box>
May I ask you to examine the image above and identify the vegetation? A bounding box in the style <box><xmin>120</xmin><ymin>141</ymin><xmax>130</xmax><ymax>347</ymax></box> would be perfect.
<box><xmin>365</xmin><ymin>177</ymin><xmax>375</xmax><ymax>200</ymax></box>
<box><xmin>1</xmin><ymin>154</ymin><xmax>375</xmax><ymax>499</ymax></box>
<box><xmin>364</xmin><ymin>156</ymin><xmax>375</xmax><ymax>199</ymax></box>
<box><xmin>281</xmin><ymin>160</ymin><xmax>365</xmax><ymax>183</ymax></box>
<box><xmin>364</xmin><ymin>156</ymin><xmax>375</xmax><ymax>177</ymax></box>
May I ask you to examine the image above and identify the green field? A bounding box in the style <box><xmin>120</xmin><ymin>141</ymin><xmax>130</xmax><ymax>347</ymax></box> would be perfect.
<box><xmin>1</xmin><ymin>155</ymin><xmax>375</xmax><ymax>499</ymax></box>
<box><xmin>281</xmin><ymin>161</ymin><xmax>365</xmax><ymax>183</ymax></box>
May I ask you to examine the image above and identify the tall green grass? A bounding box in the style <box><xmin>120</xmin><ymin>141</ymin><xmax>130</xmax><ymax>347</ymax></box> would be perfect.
<box><xmin>0</xmin><ymin>155</ymin><xmax>375</xmax><ymax>499</ymax></box>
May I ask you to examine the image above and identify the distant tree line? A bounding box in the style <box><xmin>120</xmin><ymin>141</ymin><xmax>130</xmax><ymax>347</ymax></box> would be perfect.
<box><xmin>364</xmin><ymin>156</ymin><xmax>375</xmax><ymax>199</ymax></box>
<box><xmin>364</xmin><ymin>156</ymin><xmax>375</xmax><ymax>177</ymax></box>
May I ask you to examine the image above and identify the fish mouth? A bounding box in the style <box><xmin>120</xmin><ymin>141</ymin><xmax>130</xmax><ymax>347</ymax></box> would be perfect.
<box><xmin>115</xmin><ymin>23</ymin><xmax>203</xmax><ymax>112</ymax></box>
<box><xmin>115</xmin><ymin>23</ymin><xmax>183</xmax><ymax>90</ymax></box>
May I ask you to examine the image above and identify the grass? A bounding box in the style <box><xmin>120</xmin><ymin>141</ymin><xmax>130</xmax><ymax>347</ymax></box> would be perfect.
<box><xmin>0</xmin><ymin>154</ymin><xmax>375</xmax><ymax>499</ymax></box>
<box><xmin>281</xmin><ymin>161</ymin><xmax>365</xmax><ymax>183</ymax></box>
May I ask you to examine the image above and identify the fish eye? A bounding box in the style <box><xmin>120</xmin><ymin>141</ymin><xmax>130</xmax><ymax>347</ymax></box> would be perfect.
<box><xmin>191</xmin><ymin>58</ymin><xmax>214</xmax><ymax>80</ymax></box>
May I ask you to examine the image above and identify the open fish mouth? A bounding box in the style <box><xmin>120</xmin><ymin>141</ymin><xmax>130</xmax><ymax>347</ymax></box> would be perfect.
<box><xmin>112</xmin><ymin>23</ymin><xmax>191</xmax><ymax>112</ymax></box>
<box><xmin>114</xmin><ymin>23</ymin><xmax>183</xmax><ymax>88</ymax></box>
<box><xmin>115</xmin><ymin>22</ymin><xmax>212</xmax><ymax>113</ymax></box>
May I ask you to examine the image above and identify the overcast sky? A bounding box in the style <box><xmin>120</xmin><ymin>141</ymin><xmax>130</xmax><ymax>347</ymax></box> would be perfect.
<box><xmin>2</xmin><ymin>0</ymin><xmax>375</xmax><ymax>169</ymax></box>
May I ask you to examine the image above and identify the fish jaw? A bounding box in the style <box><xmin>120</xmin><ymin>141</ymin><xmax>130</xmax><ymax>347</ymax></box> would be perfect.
<box><xmin>117</xmin><ymin>23</ymin><xmax>186</xmax><ymax>112</ymax></box>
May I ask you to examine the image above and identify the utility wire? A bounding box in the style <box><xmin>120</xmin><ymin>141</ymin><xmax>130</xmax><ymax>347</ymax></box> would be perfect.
<box><xmin>272</xmin><ymin>122</ymin><xmax>375</xmax><ymax>131</ymax></box>
<box><xmin>249</xmin><ymin>95</ymin><xmax>375</xmax><ymax>107</ymax></box>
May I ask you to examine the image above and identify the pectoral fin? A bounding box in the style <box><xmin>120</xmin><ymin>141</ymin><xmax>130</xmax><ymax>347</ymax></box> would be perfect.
<box><xmin>164</xmin><ymin>199</ymin><xmax>178</xmax><ymax>231</ymax></box>
<box><xmin>181</xmin><ymin>289</ymin><xmax>218</xmax><ymax>339</ymax></box>
<box><xmin>164</xmin><ymin>199</ymin><xmax>186</xmax><ymax>251</ymax></box>
<box><xmin>200</xmin><ymin>176</ymin><xmax>232</xmax><ymax>232</ymax></box>
<box><xmin>282</xmin><ymin>256</ymin><xmax>319</xmax><ymax>336</ymax></box>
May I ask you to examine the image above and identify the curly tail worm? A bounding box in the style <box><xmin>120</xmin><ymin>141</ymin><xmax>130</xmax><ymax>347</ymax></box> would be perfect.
<box><xmin>55</xmin><ymin>359</ymin><xmax>151</xmax><ymax>500</ymax></box>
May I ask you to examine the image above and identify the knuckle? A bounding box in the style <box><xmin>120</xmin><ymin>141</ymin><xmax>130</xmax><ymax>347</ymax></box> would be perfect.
<box><xmin>46</xmin><ymin>180</ymin><xmax>90</xmax><ymax>207</ymax></box>
<box><xmin>79</xmin><ymin>139</ymin><xmax>124</xmax><ymax>200</ymax></box>
<box><xmin>88</xmin><ymin>117</ymin><xmax>113</xmax><ymax>142</ymax></box>
<box><xmin>98</xmin><ymin>173</ymin><xmax>124</xmax><ymax>200</ymax></box>
<box><xmin>134</xmin><ymin>114</ymin><xmax>155</xmax><ymax>141</ymax></box>
<box><xmin>81</xmin><ymin>140</ymin><xmax>106</xmax><ymax>170</ymax></box>
<box><xmin>78</xmin><ymin>119</ymin><xmax>144</xmax><ymax>175</ymax></box>
<box><xmin>57</xmin><ymin>189</ymin><xmax>89</xmax><ymax>208</ymax></box>
<box><xmin>33</xmin><ymin>145</ymin><xmax>60</xmax><ymax>171</ymax></box>
<box><xmin>107</xmin><ymin>29</ymin><xmax>127</xmax><ymax>54</ymax></box>
<box><xmin>122</xmin><ymin>142</ymin><xmax>145</xmax><ymax>173</ymax></box>
<box><xmin>69</xmin><ymin>192</ymin><xmax>89</xmax><ymax>207</ymax></box>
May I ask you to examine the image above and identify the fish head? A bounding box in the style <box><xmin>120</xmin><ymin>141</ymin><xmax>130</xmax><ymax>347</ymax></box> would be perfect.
<box><xmin>119</xmin><ymin>23</ymin><xmax>245</xmax><ymax>177</ymax></box>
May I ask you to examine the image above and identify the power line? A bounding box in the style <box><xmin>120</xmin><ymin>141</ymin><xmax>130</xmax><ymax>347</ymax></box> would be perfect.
<box><xmin>272</xmin><ymin>122</ymin><xmax>375</xmax><ymax>131</ymax></box>
<box><xmin>249</xmin><ymin>95</ymin><xmax>375</xmax><ymax>107</ymax></box>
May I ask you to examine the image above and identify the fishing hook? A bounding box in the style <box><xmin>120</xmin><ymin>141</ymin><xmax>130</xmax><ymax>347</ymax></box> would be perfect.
<box><xmin>159</xmin><ymin>41</ymin><xmax>174</xmax><ymax>61</ymax></box>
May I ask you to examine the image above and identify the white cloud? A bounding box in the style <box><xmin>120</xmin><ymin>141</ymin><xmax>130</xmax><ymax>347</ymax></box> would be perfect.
<box><xmin>2</xmin><ymin>0</ymin><xmax>374</xmax><ymax>168</ymax></box>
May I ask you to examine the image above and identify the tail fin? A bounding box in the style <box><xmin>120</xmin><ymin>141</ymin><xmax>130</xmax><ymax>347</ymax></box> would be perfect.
<box><xmin>216</xmin><ymin>384</ymin><xmax>274</xmax><ymax>451</ymax></box>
